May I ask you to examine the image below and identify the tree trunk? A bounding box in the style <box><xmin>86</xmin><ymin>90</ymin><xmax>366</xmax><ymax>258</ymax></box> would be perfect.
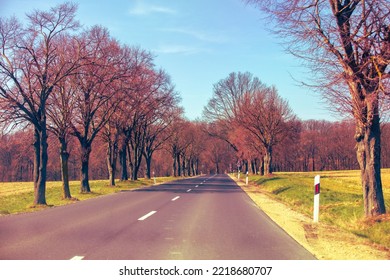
<box><xmin>172</xmin><ymin>151</ymin><xmax>177</xmax><ymax>177</ymax></box>
<box><xmin>59</xmin><ymin>137</ymin><xmax>71</xmax><ymax>199</ymax></box>
<box><xmin>192</xmin><ymin>160</ymin><xmax>197</xmax><ymax>176</ymax></box>
<box><xmin>127</xmin><ymin>143</ymin><xmax>134</xmax><ymax>180</ymax></box>
<box><xmin>145</xmin><ymin>155</ymin><xmax>152</xmax><ymax>179</ymax></box>
<box><xmin>355</xmin><ymin>103</ymin><xmax>386</xmax><ymax>217</ymax></box>
<box><xmin>259</xmin><ymin>156</ymin><xmax>265</xmax><ymax>176</ymax></box>
<box><xmin>33</xmin><ymin>127</ymin><xmax>47</xmax><ymax>205</ymax></box>
<box><xmin>131</xmin><ymin>147</ymin><xmax>143</xmax><ymax>181</ymax></box>
<box><xmin>182</xmin><ymin>158</ymin><xmax>186</xmax><ymax>177</ymax></box>
<box><xmin>263</xmin><ymin>146</ymin><xmax>273</xmax><ymax>176</ymax></box>
<box><xmin>177</xmin><ymin>153</ymin><xmax>181</xmax><ymax>177</ymax></box>
<box><xmin>80</xmin><ymin>142</ymin><xmax>91</xmax><ymax>193</ymax></box>
<box><xmin>107</xmin><ymin>141</ymin><xmax>118</xmax><ymax>187</ymax></box>
<box><xmin>311</xmin><ymin>154</ymin><xmax>315</xmax><ymax>172</ymax></box>
<box><xmin>119</xmin><ymin>144</ymin><xmax>128</xmax><ymax>181</ymax></box>
<box><xmin>251</xmin><ymin>160</ymin><xmax>256</xmax><ymax>175</ymax></box>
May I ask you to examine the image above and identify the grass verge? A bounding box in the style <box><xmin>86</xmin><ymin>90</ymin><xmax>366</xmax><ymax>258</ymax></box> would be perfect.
<box><xmin>0</xmin><ymin>177</ymin><xmax>177</xmax><ymax>215</ymax></box>
<box><xmin>236</xmin><ymin>170</ymin><xmax>390</xmax><ymax>257</ymax></box>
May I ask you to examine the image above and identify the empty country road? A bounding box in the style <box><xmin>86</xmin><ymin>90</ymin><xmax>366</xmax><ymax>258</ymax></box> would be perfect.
<box><xmin>0</xmin><ymin>174</ymin><xmax>315</xmax><ymax>260</ymax></box>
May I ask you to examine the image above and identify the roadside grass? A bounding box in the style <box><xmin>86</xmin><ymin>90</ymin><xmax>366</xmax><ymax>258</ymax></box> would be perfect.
<box><xmin>246</xmin><ymin>169</ymin><xmax>390</xmax><ymax>249</ymax></box>
<box><xmin>0</xmin><ymin>177</ymin><xmax>176</xmax><ymax>215</ymax></box>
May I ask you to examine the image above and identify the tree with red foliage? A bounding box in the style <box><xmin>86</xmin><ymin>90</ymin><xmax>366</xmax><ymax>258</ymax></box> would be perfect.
<box><xmin>0</xmin><ymin>3</ymin><xmax>80</xmax><ymax>204</ymax></box>
<box><xmin>237</xmin><ymin>85</ymin><xmax>295</xmax><ymax>175</ymax></box>
<box><xmin>248</xmin><ymin>0</ymin><xmax>389</xmax><ymax>217</ymax></box>
<box><xmin>204</xmin><ymin>72</ymin><xmax>295</xmax><ymax>176</ymax></box>
<box><xmin>70</xmin><ymin>26</ymin><xmax>126</xmax><ymax>193</ymax></box>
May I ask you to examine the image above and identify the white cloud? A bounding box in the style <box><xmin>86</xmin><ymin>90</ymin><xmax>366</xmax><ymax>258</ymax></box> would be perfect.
<box><xmin>129</xmin><ymin>1</ymin><xmax>176</xmax><ymax>15</ymax></box>
<box><xmin>154</xmin><ymin>44</ymin><xmax>209</xmax><ymax>55</ymax></box>
<box><xmin>161</xmin><ymin>28</ymin><xmax>228</xmax><ymax>44</ymax></box>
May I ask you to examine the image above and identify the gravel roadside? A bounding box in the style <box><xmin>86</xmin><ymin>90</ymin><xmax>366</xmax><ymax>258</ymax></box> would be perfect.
<box><xmin>232</xmin><ymin>175</ymin><xmax>390</xmax><ymax>260</ymax></box>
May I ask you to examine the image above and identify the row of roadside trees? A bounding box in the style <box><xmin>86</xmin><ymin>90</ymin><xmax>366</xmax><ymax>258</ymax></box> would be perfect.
<box><xmin>7</xmin><ymin>115</ymin><xmax>390</xmax><ymax>183</ymax></box>
<box><xmin>0</xmin><ymin>3</ymin><xmax>180</xmax><ymax>204</ymax></box>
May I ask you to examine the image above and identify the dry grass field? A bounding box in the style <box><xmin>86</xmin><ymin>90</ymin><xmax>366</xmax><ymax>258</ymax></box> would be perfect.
<box><xmin>0</xmin><ymin>177</ymin><xmax>176</xmax><ymax>215</ymax></box>
<box><xmin>239</xmin><ymin>169</ymin><xmax>390</xmax><ymax>254</ymax></box>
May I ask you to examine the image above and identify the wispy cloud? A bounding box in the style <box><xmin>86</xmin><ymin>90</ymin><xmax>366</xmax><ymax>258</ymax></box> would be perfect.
<box><xmin>162</xmin><ymin>28</ymin><xmax>228</xmax><ymax>44</ymax></box>
<box><xmin>129</xmin><ymin>1</ymin><xmax>177</xmax><ymax>15</ymax></box>
<box><xmin>154</xmin><ymin>44</ymin><xmax>209</xmax><ymax>55</ymax></box>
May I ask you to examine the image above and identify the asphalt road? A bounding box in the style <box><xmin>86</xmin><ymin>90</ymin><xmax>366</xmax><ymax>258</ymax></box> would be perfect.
<box><xmin>0</xmin><ymin>174</ymin><xmax>315</xmax><ymax>260</ymax></box>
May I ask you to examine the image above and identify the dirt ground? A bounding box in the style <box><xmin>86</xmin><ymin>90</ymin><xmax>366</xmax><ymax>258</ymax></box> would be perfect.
<box><xmin>232</xmin><ymin>176</ymin><xmax>390</xmax><ymax>260</ymax></box>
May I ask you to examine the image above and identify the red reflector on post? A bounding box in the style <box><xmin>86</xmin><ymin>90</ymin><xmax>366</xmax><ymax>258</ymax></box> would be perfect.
<box><xmin>315</xmin><ymin>183</ymin><xmax>320</xmax><ymax>195</ymax></box>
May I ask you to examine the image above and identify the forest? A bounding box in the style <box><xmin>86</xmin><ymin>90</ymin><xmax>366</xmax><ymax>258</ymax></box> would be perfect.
<box><xmin>3</xmin><ymin>117</ymin><xmax>390</xmax><ymax>183</ymax></box>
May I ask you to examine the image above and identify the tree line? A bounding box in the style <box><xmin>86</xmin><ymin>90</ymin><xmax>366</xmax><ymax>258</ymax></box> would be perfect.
<box><xmin>3</xmin><ymin>111</ymin><xmax>390</xmax><ymax>183</ymax></box>
<box><xmin>0</xmin><ymin>3</ymin><xmax>182</xmax><ymax>204</ymax></box>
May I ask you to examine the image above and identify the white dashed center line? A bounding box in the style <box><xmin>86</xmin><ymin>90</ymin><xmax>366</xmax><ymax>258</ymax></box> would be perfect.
<box><xmin>70</xmin><ymin>256</ymin><xmax>84</xmax><ymax>260</ymax></box>
<box><xmin>187</xmin><ymin>189</ymin><xmax>192</xmax><ymax>192</ymax></box>
<box><xmin>172</xmin><ymin>196</ymin><xmax>180</xmax><ymax>201</ymax></box>
<box><xmin>138</xmin><ymin>211</ymin><xmax>157</xmax><ymax>221</ymax></box>
<box><xmin>195</xmin><ymin>185</ymin><xmax>199</xmax><ymax>188</ymax></box>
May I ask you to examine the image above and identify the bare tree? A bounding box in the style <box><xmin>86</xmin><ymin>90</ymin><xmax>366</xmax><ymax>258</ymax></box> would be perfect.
<box><xmin>123</xmin><ymin>68</ymin><xmax>176</xmax><ymax>180</ymax></box>
<box><xmin>0</xmin><ymin>3</ymin><xmax>80</xmax><ymax>205</ymax></box>
<box><xmin>47</xmin><ymin>77</ymin><xmax>78</xmax><ymax>199</ymax></box>
<box><xmin>203</xmin><ymin>72</ymin><xmax>262</xmax><ymax>153</ymax></box>
<box><xmin>70</xmin><ymin>26</ymin><xmax>125</xmax><ymax>193</ymax></box>
<box><xmin>102</xmin><ymin>114</ymin><xmax>120</xmax><ymax>186</ymax></box>
<box><xmin>114</xmin><ymin>47</ymin><xmax>155</xmax><ymax>181</ymax></box>
<box><xmin>143</xmin><ymin>105</ymin><xmax>181</xmax><ymax>179</ymax></box>
<box><xmin>248</xmin><ymin>0</ymin><xmax>389</xmax><ymax>216</ymax></box>
<box><xmin>204</xmin><ymin>72</ymin><xmax>264</xmax><ymax>121</ymax></box>
<box><xmin>204</xmin><ymin>71</ymin><xmax>293</xmax><ymax>175</ymax></box>
<box><xmin>237</xmin><ymin>86</ymin><xmax>295</xmax><ymax>175</ymax></box>
<box><xmin>101</xmin><ymin>45</ymin><xmax>152</xmax><ymax>186</ymax></box>
<box><xmin>165</xmin><ymin>117</ymin><xmax>187</xmax><ymax>177</ymax></box>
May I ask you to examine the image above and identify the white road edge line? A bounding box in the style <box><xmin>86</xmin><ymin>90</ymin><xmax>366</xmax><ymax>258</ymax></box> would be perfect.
<box><xmin>138</xmin><ymin>210</ymin><xmax>157</xmax><ymax>221</ymax></box>
<box><xmin>70</xmin><ymin>256</ymin><xmax>84</xmax><ymax>260</ymax></box>
<box><xmin>172</xmin><ymin>196</ymin><xmax>180</xmax><ymax>201</ymax></box>
<box><xmin>187</xmin><ymin>189</ymin><xmax>192</xmax><ymax>192</ymax></box>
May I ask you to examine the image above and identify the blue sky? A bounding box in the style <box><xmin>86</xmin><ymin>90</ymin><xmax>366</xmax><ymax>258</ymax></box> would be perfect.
<box><xmin>1</xmin><ymin>0</ymin><xmax>337</xmax><ymax>121</ymax></box>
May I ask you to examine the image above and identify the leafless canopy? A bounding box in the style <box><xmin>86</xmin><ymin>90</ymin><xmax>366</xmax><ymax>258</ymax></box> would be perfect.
<box><xmin>247</xmin><ymin>0</ymin><xmax>389</xmax><ymax>216</ymax></box>
<box><xmin>248</xmin><ymin>0</ymin><xmax>390</xmax><ymax>117</ymax></box>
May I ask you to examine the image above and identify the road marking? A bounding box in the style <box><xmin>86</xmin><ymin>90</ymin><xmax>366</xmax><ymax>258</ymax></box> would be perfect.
<box><xmin>200</xmin><ymin>182</ymin><xmax>203</xmax><ymax>185</ymax></box>
<box><xmin>187</xmin><ymin>189</ymin><xmax>192</xmax><ymax>192</ymax></box>
<box><xmin>172</xmin><ymin>196</ymin><xmax>180</xmax><ymax>201</ymax></box>
<box><xmin>170</xmin><ymin>252</ymin><xmax>182</xmax><ymax>255</ymax></box>
<box><xmin>70</xmin><ymin>256</ymin><xmax>84</xmax><ymax>260</ymax></box>
<box><xmin>138</xmin><ymin>211</ymin><xmax>157</xmax><ymax>221</ymax></box>
<box><xmin>195</xmin><ymin>185</ymin><xmax>199</xmax><ymax>188</ymax></box>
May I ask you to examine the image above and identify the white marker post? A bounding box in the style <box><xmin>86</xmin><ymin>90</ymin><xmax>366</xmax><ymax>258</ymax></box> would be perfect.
<box><xmin>246</xmin><ymin>171</ymin><xmax>249</xmax><ymax>185</ymax></box>
<box><xmin>313</xmin><ymin>175</ymin><xmax>320</xmax><ymax>223</ymax></box>
<box><xmin>153</xmin><ymin>171</ymin><xmax>156</xmax><ymax>185</ymax></box>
